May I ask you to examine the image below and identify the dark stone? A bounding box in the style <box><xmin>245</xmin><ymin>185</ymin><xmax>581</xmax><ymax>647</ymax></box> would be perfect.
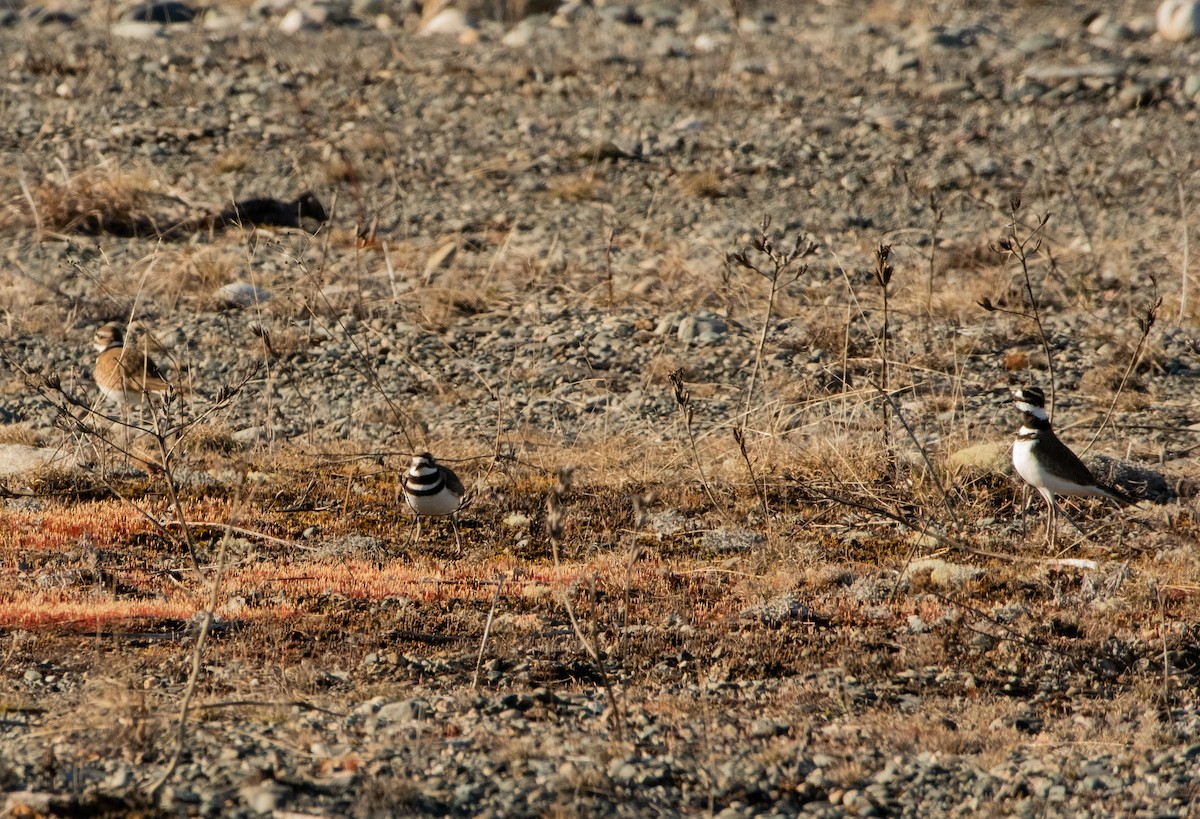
<box><xmin>128</xmin><ymin>2</ymin><xmax>197</xmax><ymax>23</ymax></box>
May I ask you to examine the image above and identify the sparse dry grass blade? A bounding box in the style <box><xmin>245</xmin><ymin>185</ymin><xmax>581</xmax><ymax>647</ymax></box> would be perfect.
<box><xmin>1082</xmin><ymin>292</ymin><xmax>1163</xmax><ymax>456</ymax></box>
<box><xmin>679</xmin><ymin>169</ymin><xmax>728</xmax><ymax>199</ymax></box>
<box><xmin>873</xmin><ymin>242</ymin><xmax>895</xmax><ymax>460</ymax></box>
<box><xmin>471</xmin><ymin>572</ymin><xmax>510</xmax><ymax>690</ymax></box>
<box><xmin>727</xmin><ymin>217</ymin><xmax>818</xmax><ymax>424</ymax></box>
<box><xmin>668</xmin><ymin>368</ymin><xmax>726</xmax><ymax>518</ymax></box>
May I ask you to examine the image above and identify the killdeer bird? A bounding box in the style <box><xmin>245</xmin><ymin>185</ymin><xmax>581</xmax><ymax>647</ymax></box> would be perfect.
<box><xmin>92</xmin><ymin>323</ymin><xmax>174</xmax><ymax>406</ymax></box>
<box><xmin>1011</xmin><ymin>386</ymin><xmax>1130</xmax><ymax>548</ymax></box>
<box><xmin>401</xmin><ymin>452</ymin><xmax>465</xmax><ymax>549</ymax></box>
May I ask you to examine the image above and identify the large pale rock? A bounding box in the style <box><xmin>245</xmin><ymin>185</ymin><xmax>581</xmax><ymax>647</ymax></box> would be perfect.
<box><xmin>946</xmin><ymin>442</ymin><xmax>1012</xmax><ymax>479</ymax></box>
<box><xmin>0</xmin><ymin>445</ymin><xmax>72</xmax><ymax>477</ymax></box>
<box><xmin>420</xmin><ymin>7</ymin><xmax>476</xmax><ymax>36</ymax></box>
<box><xmin>1158</xmin><ymin>0</ymin><xmax>1200</xmax><ymax>41</ymax></box>
<box><xmin>215</xmin><ymin>281</ymin><xmax>271</xmax><ymax>308</ymax></box>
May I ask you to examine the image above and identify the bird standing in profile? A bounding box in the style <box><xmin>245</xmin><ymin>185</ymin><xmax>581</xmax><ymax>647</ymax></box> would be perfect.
<box><xmin>92</xmin><ymin>322</ymin><xmax>174</xmax><ymax>407</ymax></box>
<box><xmin>401</xmin><ymin>452</ymin><xmax>465</xmax><ymax>549</ymax></box>
<box><xmin>1010</xmin><ymin>386</ymin><xmax>1131</xmax><ymax>549</ymax></box>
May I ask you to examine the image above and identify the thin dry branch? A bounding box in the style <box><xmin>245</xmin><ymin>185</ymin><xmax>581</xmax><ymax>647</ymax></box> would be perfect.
<box><xmin>147</xmin><ymin>516</ymin><xmax>236</xmax><ymax>797</ymax></box>
<box><xmin>471</xmin><ymin>573</ymin><xmax>510</xmax><ymax>690</ymax></box>
<box><xmin>547</xmin><ymin>469</ymin><xmax>624</xmax><ymax>742</ymax></box>
<box><xmin>1083</xmin><ymin>293</ymin><xmax>1162</xmax><ymax>455</ymax></box>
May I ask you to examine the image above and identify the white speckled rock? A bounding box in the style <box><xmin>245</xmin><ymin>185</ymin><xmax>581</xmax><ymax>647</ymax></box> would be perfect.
<box><xmin>215</xmin><ymin>281</ymin><xmax>271</xmax><ymax>308</ymax></box>
<box><xmin>1157</xmin><ymin>0</ymin><xmax>1200</xmax><ymax>41</ymax></box>
<box><xmin>420</xmin><ymin>7</ymin><xmax>474</xmax><ymax>37</ymax></box>
<box><xmin>277</xmin><ymin>7</ymin><xmax>310</xmax><ymax>33</ymax></box>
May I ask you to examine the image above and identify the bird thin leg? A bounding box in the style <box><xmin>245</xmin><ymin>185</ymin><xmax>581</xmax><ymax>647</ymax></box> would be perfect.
<box><xmin>1036</xmin><ymin>488</ymin><xmax>1056</xmax><ymax>550</ymax></box>
<box><xmin>120</xmin><ymin>405</ymin><xmax>136</xmax><ymax>463</ymax></box>
<box><xmin>1047</xmin><ymin>498</ymin><xmax>1056</xmax><ymax>551</ymax></box>
<box><xmin>451</xmin><ymin>513</ymin><xmax>462</xmax><ymax>553</ymax></box>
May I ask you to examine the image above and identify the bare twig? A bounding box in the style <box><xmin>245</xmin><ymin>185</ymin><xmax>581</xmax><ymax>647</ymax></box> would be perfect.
<box><xmin>873</xmin><ymin>243</ymin><xmax>895</xmax><ymax>459</ymax></box>
<box><xmin>732</xmin><ymin>427</ymin><xmax>768</xmax><ymax>518</ymax></box>
<box><xmin>979</xmin><ymin>197</ymin><xmax>1057</xmax><ymax>415</ymax></box>
<box><xmin>668</xmin><ymin>368</ymin><xmax>726</xmax><ymax>517</ymax></box>
<box><xmin>868</xmin><ymin>380</ymin><xmax>963</xmax><ymax>532</ymax></box>
<box><xmin>147</xmin><ymin>395</ymin><xmax>203</xmax><ymax>573</ymax></box>
<box><xmin>605</xmin><ymin>226</ymin><xmax>617</xmax><ymax>308</ymax></box>
<box><xmin>1157</xmin><ymin>583</ymin><xmax>1174</xmax><ymax>723</ymax></box>
<box><xmin>192</xmin><ymin>699</ymin><xmax>345</xmax><ymax>717</ymax></box>
<box><xmin>471</xmin><ymin>573</ymin><xmax>510</xmax><ymax>690</ymax></box>
<box><xmin>147</xmin><ymin>514</ymin><xmax>235</xmax><ymax>797</ymax></box>
<box><xmin>547</xmin><ymin>470</ymin><xmax>624</xmax><ymax>741</ymax></box>
<box><xmin>162</xmin><ymin>521</ymin><xmax>296</xmax><ymax>550</ymax></box>
<box><xmin>926</xmin><ymin>193</ymin><xmax>944</xmax><ymax>320</ymax></box>
<box><xmin>1083</xmin><ymin>293</ymin><xmax>1162</xmax><ymax>455</ymax></box>
<box><xmin>617</xmin><ymin>540</ymin><xmax>644</xmax><ymax>663</ymax></box>
<box><xmin>1171</xmin><ymin>151</ymin><xmax>1190</xmax><ymax>323</ymax></box>
<box><xmin>723</xmin><ymin>219</ymin><xmax>816</xmax><ymax>519</ymax></box>
<box><xmin>727</xmin><ymin>216</ymin><xmax>817</xmax><ymax>423</ymax></box>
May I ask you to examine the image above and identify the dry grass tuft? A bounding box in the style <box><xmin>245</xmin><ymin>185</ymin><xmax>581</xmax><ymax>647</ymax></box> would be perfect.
<box><xmin>1077</xmin><ymin>363</ymin><xmax>1131</xmax><ymax>397</ymax></box>
<box><xmin>343</xmin><ymin>130</ymin><xmax>391</xmax><ymax>157</ymax></box>
<box><xmin>549</xmin><ymin>175</ymin><xmax>604</xmax><ymax>202</ymax></box>
<box><xmin>211</xmin><ymin>146</ymin><xmax>254</xmax><ymax>174</ymax></box>
<box><xmin>324</xmin><ymin>156</ymin><xmax>357</xmax><ymax>185</ymax></box>
<box><xmin>181</xmin><ymin>422</ymin><xmax>241</xmax><ymax>455</ymax></box>
<box><xmin>0</xmin><ymin>424</ymin><xmax>43</xmax><ymax>446</ymax></box>
<box><xmin>21</xmin><ymin>168</ymin><xmax>160</xmax><ymax>235</ymax></box>
<box><xmin>679</xmin><ymin>170</ymin><xmax>728</xmax><ymax>199</ymax></box>
<box><xmin>412</xmin><ymin>286</ymin><xmax>494</xmax><ymax>331</ymax></box>
<box><xmin>862</xmin><ymin>0</ymin><xmax>907</xmax><ymax>24</ymax></box>
<box><xmin>24</xmin><ymin>467</ymin><xmax>109</xmax><ymax>499</ymax></box>
<box><xmin>152</xmin><ymin>246</ymin><xmax>247</xmax><ymax>306</ymax></box>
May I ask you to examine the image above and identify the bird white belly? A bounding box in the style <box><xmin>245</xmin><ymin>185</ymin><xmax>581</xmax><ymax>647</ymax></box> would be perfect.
<box><xmin>406</xmin><ymin>488</ymin><xmax>461</xmax><ymax>516</ymax></box>
<box><xmin>1012</xmin><ymin>438</ymin><xmax>1098</xmax><ymax>498</ymax></box>
<box><xmin>98</xmin><ymin>383</ymin><xmax>139</xmax><ymax>405</ymax></box>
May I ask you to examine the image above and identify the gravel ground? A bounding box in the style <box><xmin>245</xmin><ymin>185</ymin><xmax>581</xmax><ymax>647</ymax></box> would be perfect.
<box><xmin>4</xmin><ymin>1</ymin><xmax>1200</xmax><ymax>817</ymax></box>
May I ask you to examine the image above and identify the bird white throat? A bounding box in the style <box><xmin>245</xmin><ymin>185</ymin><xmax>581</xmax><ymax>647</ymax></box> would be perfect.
<box><xmin>1013</xmin><ymin>400</ymin><xmax>1046</xmax><ymax>419</ymax></box>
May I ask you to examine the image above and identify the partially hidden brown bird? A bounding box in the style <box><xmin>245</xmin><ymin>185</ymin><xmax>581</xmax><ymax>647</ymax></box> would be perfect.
<box><xmin>92</xmin><ymin>322</ymin><xmax>175</xmax><ymax>406</ymax></box>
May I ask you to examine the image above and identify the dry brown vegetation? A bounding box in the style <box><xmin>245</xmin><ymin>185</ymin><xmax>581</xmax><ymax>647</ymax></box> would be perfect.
<box><xmin>3</xmin><ymin>1</ymin><xmax>1200</xmax><ymax>814</ymax></box>
<box><xmin>4</xmin><ymin>418</ymin><xmax>1196</xmax><ymax>700</ymax></box>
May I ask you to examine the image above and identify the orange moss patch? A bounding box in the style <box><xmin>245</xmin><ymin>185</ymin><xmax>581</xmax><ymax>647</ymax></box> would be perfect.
<box><xmin>0</xmin><ymin>502</ymin><xmax>155</xmax><ymax>553</ymax></box>
<box><xmin>0</xmin><ymin>552</ymin><xmax>688</xmax><ymax>630</ymax></box>
<box><xmin>218</xmin><ymin>557</ymin><xmax>621</xmax><ymax>603</ymax></box>
<box><xmin>0</xmin><ymin>599</ymin><xmax>198</xmax><ymax>630</ymax></box>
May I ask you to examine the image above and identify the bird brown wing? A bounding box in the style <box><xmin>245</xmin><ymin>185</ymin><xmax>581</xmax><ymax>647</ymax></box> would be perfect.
<box><xmin>441</xmin><ymin>465</ymin><xmax>466</xmax><ymax>497</ymax></box>
<box><xmin>1037</xmin><ymin>434</ymin><xmax>1133</xmax><ymax>504</ymax></box>
<box><xmin>116</xmin><ymin>348</ymin><xmax>172</xmax><ymax>392</ymax></box>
